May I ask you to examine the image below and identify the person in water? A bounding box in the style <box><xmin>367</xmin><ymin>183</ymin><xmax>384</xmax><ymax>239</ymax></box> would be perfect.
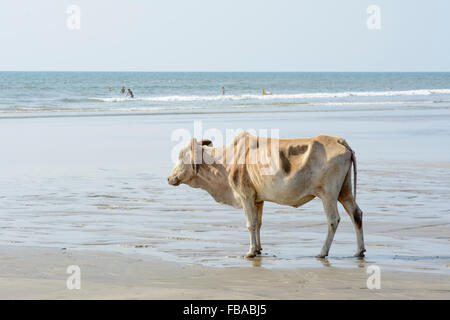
<box><xmin>126</xmin><ymin>88</ymin><xmax>134</xmax><ymax>99</ymax></box>
<box><xmin>222</xmin><ymin>86</ymin><xmax>225</xmax><ymax>95</ymax></box>
<box><xmin>120</xmin><ymin>86</ymin><xmax>126</xmax><ymax>94</ymax></box>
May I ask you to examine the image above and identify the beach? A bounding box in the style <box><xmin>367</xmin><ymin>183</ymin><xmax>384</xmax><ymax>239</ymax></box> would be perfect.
<box><xmin>1</xmin><ymin>245</ymin><xmax>448</xmax><ymax>300</ymax></box>
<box><xmin>0</xmin><ymin>72</ymin><xmax>449</xmax><ymax>299</ymax></box>
<box><xmin>1</xmin><ymin>106</ymin><xmax>449</xmax><ymax>299</ymax></box>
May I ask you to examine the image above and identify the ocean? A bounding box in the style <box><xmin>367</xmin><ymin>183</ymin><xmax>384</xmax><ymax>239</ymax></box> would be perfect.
<box><xmin>1</xmin><ymin>72</ymin><xmax>450</xmax><ymax>117</ymax></box>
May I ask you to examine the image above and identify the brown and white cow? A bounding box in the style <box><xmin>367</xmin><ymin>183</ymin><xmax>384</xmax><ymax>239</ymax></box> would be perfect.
<box><xmin>168</xmin><ymin>132</ymin><xmax>365</xmax><ymax>259</ymax></box>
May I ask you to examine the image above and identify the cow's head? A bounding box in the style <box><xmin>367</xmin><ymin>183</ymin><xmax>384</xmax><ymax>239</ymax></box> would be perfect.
<box><xmin>168</xmin><ymin>138</ymin><xmax>213</xmax><ymax>186</ymax></box>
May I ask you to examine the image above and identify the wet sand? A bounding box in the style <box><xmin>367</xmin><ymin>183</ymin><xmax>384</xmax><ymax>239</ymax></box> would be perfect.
<box><xmin>0</xmin><ymin>245</ymin><xmax>448</xmax><ymax>299</ymax></box>
<box><xmin>0</xmin><ymin>107</ymin><xmax>449</xmax><ymax>298</ymax></box>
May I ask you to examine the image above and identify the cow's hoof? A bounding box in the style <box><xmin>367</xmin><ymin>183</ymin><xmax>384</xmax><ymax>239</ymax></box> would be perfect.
<box><xmin>245</xmin><ymin>253</ymin><xmax>257</xmax><ymax>259</ymax></box>
<box><xmin>354</xmin><ymin>249</ymin><xmax>366</xmax><ymax>258</ymax></box>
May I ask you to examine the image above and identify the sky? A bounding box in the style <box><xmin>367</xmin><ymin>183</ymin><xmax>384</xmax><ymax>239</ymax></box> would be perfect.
<box><xmin>1</xmin><ymin>0</ymin><xmax>449</xmax><ymax>72</ymax></box>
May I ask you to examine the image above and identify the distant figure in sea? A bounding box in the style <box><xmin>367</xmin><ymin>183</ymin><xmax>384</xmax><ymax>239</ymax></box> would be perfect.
<box><xmin>108</xmin><ymin>87</ymin><xmax>112</xmax><ymax>92</ymax></box>
<box><xmin>222</xmin><ymin>86</ymin><xmax>225</xmax><ymax>95</ymax></box>
<box><xmin>126</xmin><ymin>88</ymin><xmax>134</xmax><ymax>99</ymax></box>
<box><xmin>120</xmin><ymin>86</ymin><xmax>126</xmax><ymax>94</ymax></box>
<box><xmin>261</xmin><ymin>89</ymin><xmax>272</xmax><ymax>95</ymax></box>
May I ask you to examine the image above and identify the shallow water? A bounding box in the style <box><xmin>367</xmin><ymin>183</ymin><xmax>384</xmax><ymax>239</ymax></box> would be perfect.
<box><xmin>1</xmin><ymin>107</ymin><xmax>449</xmax><ymax>274</ymax></box>
<box><xmin>4</xmin><ymin>163</ymin><xmax>449</xmax><ymax>273</ymax></box>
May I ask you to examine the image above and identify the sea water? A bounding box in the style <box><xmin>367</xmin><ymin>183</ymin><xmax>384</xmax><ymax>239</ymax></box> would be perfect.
<box><xmin>1</xmin><ymin>72</ymin><xmax>450</xmax><ymax>117</ymax></box>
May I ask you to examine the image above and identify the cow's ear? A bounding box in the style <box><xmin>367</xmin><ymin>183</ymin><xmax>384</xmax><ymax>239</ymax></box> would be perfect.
<box><xmin>200</xmin><ymin>139</ymin><xmax>213</xmax><ymax>147</ymax></box>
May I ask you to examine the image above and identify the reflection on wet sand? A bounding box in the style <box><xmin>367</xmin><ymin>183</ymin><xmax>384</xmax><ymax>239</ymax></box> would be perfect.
<box><xmin>1</xmin><ymin>161</ymin><xmax>449</xmax><ymax>274</ymax></box>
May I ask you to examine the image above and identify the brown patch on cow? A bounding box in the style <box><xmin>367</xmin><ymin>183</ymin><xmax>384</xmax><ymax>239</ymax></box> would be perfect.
<box><xmin>288</xmin><ymin>145</ymin><xmax>308</xmax><ymax>156</ymax></box>
<box><xmin>279</xmin><ymin>151</ymin><xmax>291</xmax><ymax>173</ymax></box>
<box><xmin>231</xmin><ymin>167</ymin><xmax>240</xmax><ymax>186</ymax></box>
<box><xmin>354</xmin><ymin>209</ymin><xmax>363</xmax><ymax>229</ymax></box>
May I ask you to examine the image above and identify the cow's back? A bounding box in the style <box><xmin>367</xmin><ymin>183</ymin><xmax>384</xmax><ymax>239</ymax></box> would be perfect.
<box><xmin>250</xmin><ymin>135</ymin><xmax>352</xmax><ymax>206</ymax></box>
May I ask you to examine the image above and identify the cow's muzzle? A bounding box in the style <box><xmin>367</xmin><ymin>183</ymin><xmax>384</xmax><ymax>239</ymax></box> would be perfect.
<box><xmin>168</xmin><ymin>176</ymin><xmax>181</xmax><ymax>186</ymax></box>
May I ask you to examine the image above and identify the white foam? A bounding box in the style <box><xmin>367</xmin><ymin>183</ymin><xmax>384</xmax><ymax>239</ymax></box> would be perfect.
<box><xmin>88</xmin><ymin>88</ymin><xmax>450</xmax><ymax>103</ymax></box>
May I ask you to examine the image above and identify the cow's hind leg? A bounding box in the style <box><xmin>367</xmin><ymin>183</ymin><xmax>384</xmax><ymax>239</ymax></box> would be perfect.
<box><xmin>317</xmin><ymin>196</ymin><xmax>340</xmax><ymax>258</ymax></box>
<box><xmin>255</xmin><ymin>201</ymin><xmax>264</xmax><ymax>255</ymax></box>
<box><xmin>338</xmin><ymin>171</ymin><xmax>366</xmax><ymax>257</ymax></box>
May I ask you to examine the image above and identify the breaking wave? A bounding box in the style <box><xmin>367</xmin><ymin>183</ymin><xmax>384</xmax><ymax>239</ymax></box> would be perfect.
<box><xmin>89</xmin><ymin>88</ymin><xmax>450</xmax><ymax>103</ymax></box>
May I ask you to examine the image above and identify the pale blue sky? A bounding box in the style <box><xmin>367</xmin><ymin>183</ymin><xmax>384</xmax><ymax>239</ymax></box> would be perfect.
<box><xmin>1</xmin><ymin>0</ymin><xmax>449</xmax><ymax>71</ymax></box>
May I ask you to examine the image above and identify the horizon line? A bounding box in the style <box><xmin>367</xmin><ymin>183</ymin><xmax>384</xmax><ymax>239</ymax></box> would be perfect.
<box><xmin>1</xmin><ymin>70</ymin><xmax>450</xmax><ymax>73</ymax></box>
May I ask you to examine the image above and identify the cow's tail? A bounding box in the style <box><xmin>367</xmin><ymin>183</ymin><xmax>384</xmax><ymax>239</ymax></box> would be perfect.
<box><xmin>338</xmin><ymin>139</ymin><xmax>357</xmax><ymax>201</ymax></box>
<box><xmin>351</xmin><ymin>151</ymin><xmax>357</xmax><ymax>201</ymax></box>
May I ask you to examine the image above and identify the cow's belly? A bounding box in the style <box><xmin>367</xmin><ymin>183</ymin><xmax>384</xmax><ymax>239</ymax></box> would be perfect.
<box><xmin>272</xmin><ymin>194</ymin><xmax>316</xmax><ymax>208</ymax></box>
<box><xmin>256</xmin><ymin>181</ymin><xmax>316</xmax><ymax>207</ymax></box>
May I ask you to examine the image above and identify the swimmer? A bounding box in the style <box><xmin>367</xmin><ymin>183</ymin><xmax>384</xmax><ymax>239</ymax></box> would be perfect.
<box><xmin>126</xmin><ymin>88</ymin><xmax>134</xmax><ymax>99</ymax></box>
<box><xmin>120</xmin><ymin>86</ymin><xmax>126</xmax><ymax>94</ymax></box>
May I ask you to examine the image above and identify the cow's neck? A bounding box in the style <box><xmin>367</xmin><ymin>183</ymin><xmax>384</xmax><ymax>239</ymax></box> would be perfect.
<box><xmin>186</xmin><ymin>148</ymin><xmax>239</xmax><ymax>208</ymax></box>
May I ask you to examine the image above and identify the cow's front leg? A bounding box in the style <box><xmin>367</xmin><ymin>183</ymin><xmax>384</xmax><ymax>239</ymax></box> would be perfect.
<box><xmin>255</xmin><ymin>201</ymin><xmax>264</xmax><ymax>255</ymax></box>
<box><xmin>242</xmin><ymin>201</ymin><xmax>258</xmax><ymax>258</ymax></box>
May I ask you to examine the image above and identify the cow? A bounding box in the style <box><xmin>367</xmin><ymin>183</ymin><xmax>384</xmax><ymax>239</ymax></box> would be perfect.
<box><xmin>168</xmin><ymin>132</ymin><xmax>365</xmax><ymax>259</ymax></box>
